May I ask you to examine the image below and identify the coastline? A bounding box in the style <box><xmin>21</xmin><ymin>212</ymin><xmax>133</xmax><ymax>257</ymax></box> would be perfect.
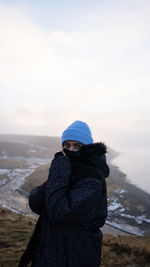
<box><xmin>111</xmin><ymin>146</ymin><xmax>150</xmax><ymax>194</ymax></box>
<box><xmin>107</xmin><ymin>149</ymin><xmax>150</xmax><ymax>236</ymax></box>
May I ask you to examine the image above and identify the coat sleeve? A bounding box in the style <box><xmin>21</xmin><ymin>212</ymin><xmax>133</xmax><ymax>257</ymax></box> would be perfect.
<box><xmin>29</xmin><ymin>181</ymin><xmax>47</xmax><ymax>215</ymax></box>
<box><xmin>45</xmin><ymin>156</ymin><xmax>103</xmax><ymax>225</ymax></box>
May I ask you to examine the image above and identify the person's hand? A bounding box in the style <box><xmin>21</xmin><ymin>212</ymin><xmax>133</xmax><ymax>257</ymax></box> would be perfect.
<box><xmin>61</xmin><ymin>149</ymin><xmax>66</xmax><ymax>156</ymax></box>
<box><xmin>54</xmin><ymin>149</ymin><xmax>66</xmax><ymax>158</ymax></box>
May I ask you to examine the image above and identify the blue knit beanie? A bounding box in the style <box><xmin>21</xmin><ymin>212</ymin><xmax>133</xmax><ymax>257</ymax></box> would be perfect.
<box><xmin>62</xmin><ymin>120</ymin><xmax>93</xmax><ymax>145</ymax></box>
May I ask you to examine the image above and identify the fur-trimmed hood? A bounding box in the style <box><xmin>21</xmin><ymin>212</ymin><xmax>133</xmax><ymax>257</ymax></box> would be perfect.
<box><xmin>79</xmin><ymin>142</ymin><xmax>107</xmax><ymax>157</ymax></box>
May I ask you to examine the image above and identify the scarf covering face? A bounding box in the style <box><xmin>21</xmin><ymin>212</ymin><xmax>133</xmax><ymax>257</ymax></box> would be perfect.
<box><xmin>63</xmin><ymin>142</ymin><xmax>109</xmax><ymax>187</ymax></box>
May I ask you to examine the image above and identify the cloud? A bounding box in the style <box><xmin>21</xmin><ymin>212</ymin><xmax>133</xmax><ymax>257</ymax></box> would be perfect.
<box><xmin>0</xmin><ymin>1</ymin><xmax>150</xmax><ymax>140</ymax></box>
<box><xmin>0</xmin><ymin>2</ymin><xmax>149</xmax><ymax>93</ymax></box>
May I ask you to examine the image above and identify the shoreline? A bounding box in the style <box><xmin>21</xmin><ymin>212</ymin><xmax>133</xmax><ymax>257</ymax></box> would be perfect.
<box><xmin>107</xmin><ymin>150</ymin><xmax>150</xmax><ymax>236</ymax></box>
<box><xmin>110</xmin><ymin>147</ymin><xmax>150</xmax><ymax>195</ymax></box>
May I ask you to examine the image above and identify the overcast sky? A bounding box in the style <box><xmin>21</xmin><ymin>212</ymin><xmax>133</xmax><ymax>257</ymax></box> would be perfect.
<box><xmin>0</xmin><ymin>0</ymin><xmax>150</xmax><ymax>150</ymax></box>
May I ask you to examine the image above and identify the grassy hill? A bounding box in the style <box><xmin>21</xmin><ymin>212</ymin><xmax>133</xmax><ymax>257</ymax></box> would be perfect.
<box><xmin>0</xmin><ymin>208</ymin><xmax>150</xmax><ymax>267</ymax></box>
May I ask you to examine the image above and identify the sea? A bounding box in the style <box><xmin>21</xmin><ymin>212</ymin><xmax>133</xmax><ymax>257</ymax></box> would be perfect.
<box><xmin>111</xmin><ymin>146</ymin><xmax>150</xmax><ymax>195</ymax></box>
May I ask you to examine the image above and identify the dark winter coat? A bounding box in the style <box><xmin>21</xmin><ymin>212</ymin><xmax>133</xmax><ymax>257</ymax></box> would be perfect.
<box><xmin>18</xmin><ymin>142</ymin><xmax>110</xmax><ymax>267</ymax></box>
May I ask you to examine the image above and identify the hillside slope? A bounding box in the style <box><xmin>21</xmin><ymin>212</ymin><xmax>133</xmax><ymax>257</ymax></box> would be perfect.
<box><xmin>0</xmin><ymin>208</ymin><xmax>150</xmax><ymax>267</ymax></box>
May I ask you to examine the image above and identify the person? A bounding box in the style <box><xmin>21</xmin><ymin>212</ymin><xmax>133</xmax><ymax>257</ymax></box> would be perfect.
<box><xmin>18</xmin><ymin>120</ymin><xmax>110</xmax><ymax>267</ymax></box>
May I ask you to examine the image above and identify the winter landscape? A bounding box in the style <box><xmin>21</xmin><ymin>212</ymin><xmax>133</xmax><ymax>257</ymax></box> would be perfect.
<box><xmin>1</xmin><ymin>0</ymin><xmax>150</xmax><ymax>265</ymax></box>
<box><xmin>0</xmin><ymin>134</ymin><xmax>150</xmax><ymax>266</ymax></box>
<box><xmin>0</xmin><ymin>134</ymin><xmax>150</xmax><ymax>235</ymax></box>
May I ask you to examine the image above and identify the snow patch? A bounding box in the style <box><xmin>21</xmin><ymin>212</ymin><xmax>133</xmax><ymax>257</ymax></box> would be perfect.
<box><xmin>114</xmin><ymin>188</ymin><xmax>127</xmax><ymax>194</ymax></box>
<box><xmin>0</xmin><ymin>178</ymin><xmax>8</xmax><ymax>186</ymax></box>
<box><xmin>29</xmin><ymin>149</ymin><xmax>36</xmax><ymax>153</ymax></box>
<box><xmin>106</xmin><ymin>220</ymin><xmax>143</xmax><ymax>236</ymax></box>
<box><xmin>108</xmin><ymin>199</ymin><xmax>123</xmax><ymax>211</ymax></box>
<box><xmin>121</xmin><ymin>213</ymin><xmax>150</xmax><ymax>224</ymax></box>
<box><xmin>0</xmin><ymin>169</ymin><xmax>10</xmax><ymax>175</ymax></box>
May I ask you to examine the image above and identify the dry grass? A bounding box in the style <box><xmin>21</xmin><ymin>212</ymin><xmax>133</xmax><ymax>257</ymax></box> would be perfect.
<box><xmin>0</xmin><ymin>208</ymin><xmax>36</xmax><ymax>267</ymax></box>
<box><xmin>0</xmin><ymin>208</ymin><xmax>150</xmax><ymax>267</ymax></box>
<box><xmin>102</xmin><ymin>235</ymin><xmax>150</xmax><ymax>266</ymax></box>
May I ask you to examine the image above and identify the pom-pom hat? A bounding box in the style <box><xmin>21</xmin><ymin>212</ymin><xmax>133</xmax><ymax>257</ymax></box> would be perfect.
<box><xmin>62</xmin><ymin>120</ymin><xmax>93</xmax><ymax>145</ymax></box>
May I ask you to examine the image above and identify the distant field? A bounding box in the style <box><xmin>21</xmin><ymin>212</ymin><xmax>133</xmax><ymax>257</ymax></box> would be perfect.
<box><xmin>0</xmin><ymin>134</ymin><xmax>61</xmax><ymax>159</ymax></box>
<box><xmin>0</xmin><ymin>159</ymin><xmax>29</xmax><ymax>169</ymax></box>
<box><xmin>0</xmin><ymin>208</ymin><xmax>150</xmax><ymax>267</ymax></box>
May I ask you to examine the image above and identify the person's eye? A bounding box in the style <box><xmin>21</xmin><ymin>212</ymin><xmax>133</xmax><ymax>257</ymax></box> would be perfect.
<box><xmin>74</xmin><ymin>144</ymin><xmax>81</xmax><ymax>149</ymax></box>
<box><xmin>64</xmin><ymin>143</ymin><xmax>70</xmax><ymax>148</ymax></box>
